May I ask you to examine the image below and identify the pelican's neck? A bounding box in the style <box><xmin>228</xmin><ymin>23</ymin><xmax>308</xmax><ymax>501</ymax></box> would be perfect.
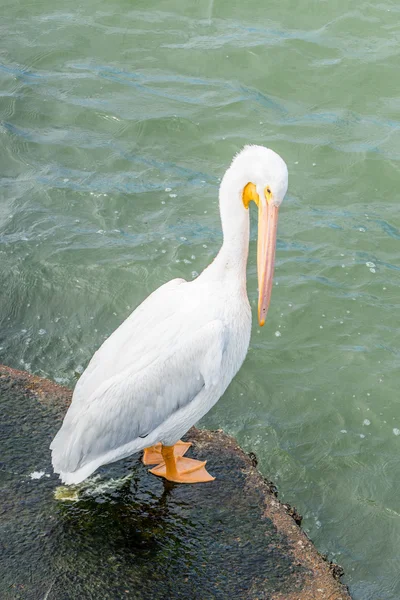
<box><xmin>207</xmin><ymin>170</ymin><xmax>250</xmax><ymax>282</ymax></box>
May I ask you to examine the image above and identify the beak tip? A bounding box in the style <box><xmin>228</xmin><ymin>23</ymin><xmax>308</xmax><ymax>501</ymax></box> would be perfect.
<box><xmin>259</xmin><ymin>318</ymin><xmax>265</xmax><ymax>327</ymax></box>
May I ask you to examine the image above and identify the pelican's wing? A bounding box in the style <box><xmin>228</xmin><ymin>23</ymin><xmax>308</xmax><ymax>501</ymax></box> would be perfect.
<box><xmin>51</xmin><ymin>320</ymin><xmax>226</xmax><ymax>475</ymax></box>
<box><xmin>73</xmin><ymin>277</ymin><xmax>187</xmax><ymax>404</ymax></box>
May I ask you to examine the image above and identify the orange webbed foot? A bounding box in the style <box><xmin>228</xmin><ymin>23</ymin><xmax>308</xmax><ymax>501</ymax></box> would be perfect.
<box><xmin>149</xmin><ymin>447</ymin><xmax>215</xmax><ymax>484</ymax></box>
<box><xmin>142</xmin><ymin>440</ymin><xmax>192</xmax><ymax>466</ymax></box>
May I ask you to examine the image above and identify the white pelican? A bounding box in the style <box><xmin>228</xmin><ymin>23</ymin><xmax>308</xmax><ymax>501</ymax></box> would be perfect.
<box><xmin>51</xmin><ymin>145</ymin><xmax>288</xmax><ymax>485</ymax></box>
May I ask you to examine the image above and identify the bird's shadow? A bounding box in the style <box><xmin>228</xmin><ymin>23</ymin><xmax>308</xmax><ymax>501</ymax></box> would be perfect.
<box><xmin>54</xmin><ymin>460</ymin><xmax>194</xmax><ymax>560</ymax></box>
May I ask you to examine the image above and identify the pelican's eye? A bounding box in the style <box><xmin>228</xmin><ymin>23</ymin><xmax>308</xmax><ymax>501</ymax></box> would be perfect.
<box><xmin>264</xmin><ymin>186</ymin><xmax>272</xmax><ymax>203</ymax></box>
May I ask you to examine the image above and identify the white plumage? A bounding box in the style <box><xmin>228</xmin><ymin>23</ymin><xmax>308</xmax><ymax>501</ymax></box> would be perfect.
<box><xmin>51</xmin><ymin>145</ymin><xmax>288</xmax><ymax>484</ymax></box>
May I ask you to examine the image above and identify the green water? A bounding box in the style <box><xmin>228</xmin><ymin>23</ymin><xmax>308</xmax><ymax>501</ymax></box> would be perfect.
<box><xmin>0</xmin><ymin>0</ymin><xmax>399</xmax><ymax>597</ymax></box>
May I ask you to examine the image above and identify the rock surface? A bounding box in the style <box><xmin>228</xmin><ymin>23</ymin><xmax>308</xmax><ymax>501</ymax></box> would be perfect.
<box><xmin>0</xmin><ymin>364</ymin><xmax>351</xmax><ymax>600</ymax></box>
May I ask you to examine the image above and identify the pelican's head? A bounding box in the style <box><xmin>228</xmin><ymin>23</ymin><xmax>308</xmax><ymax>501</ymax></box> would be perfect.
<box><xmin>223</xmin><ymin>145</ymin><xmax>288</xmax><ymax>326</ymax></box>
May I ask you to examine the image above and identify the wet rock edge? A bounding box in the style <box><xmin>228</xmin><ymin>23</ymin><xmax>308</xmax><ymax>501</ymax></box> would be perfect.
<box><xmin>0</xmin><ymin>364</ymin><xmax>352</xmax><ymax>600</ymax></box>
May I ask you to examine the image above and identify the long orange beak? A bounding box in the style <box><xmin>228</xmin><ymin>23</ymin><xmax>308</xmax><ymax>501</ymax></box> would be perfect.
<box><xmin>257</xmin><ymin>200</ymin><xmax>279</xmax><ymax>326</ymax></box>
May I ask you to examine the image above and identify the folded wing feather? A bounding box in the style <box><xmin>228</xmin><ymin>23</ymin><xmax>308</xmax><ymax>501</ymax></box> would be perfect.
<box><xmin>51</xmin><ymin>319</ymin><xmax>226</xmax><ymax>475</ymax></box>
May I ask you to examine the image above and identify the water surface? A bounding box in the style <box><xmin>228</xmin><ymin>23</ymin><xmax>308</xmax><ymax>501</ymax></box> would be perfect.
<box><xmin>1</xmin><ymin>1</ymin><xmax>400</xmax><ymax>598</ymax></box>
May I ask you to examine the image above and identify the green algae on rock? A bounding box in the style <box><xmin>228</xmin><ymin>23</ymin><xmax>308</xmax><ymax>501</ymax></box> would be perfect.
<box><xmin>0</xmin><ymin>365</ymin><xmax>351</xmax><ymax>600</ymax></box>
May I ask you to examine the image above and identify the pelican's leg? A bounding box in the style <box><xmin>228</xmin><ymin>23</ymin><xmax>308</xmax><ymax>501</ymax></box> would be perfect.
<box><xmin>149</xmin><ymin>444</ymin><xmax>215</xmax><ymax>483</ymax></box>
<box><xmin>142</xmin><ymin>440</ymin><xmax>192</xmax><ymax>465</ymax></box>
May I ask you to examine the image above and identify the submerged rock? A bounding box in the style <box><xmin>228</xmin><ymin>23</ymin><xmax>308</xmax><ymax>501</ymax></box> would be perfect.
<box><xmin>0</xmin><ymin>365</ymin><xmax>351</xmax><ymax>599</ymax></box>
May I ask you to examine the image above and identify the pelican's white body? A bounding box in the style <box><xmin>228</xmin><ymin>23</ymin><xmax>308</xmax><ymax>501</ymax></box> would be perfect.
<box><xmin>51</xmin><ymin>145</ymin><xmax>288</xmax><ymax>484</ymax></box>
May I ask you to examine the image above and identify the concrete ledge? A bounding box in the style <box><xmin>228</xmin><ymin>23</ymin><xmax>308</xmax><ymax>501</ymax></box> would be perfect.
<box><xmin>0</xmin><ymin>364</ymin><xmax>351</xmax><ymax>599</ymax></box>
